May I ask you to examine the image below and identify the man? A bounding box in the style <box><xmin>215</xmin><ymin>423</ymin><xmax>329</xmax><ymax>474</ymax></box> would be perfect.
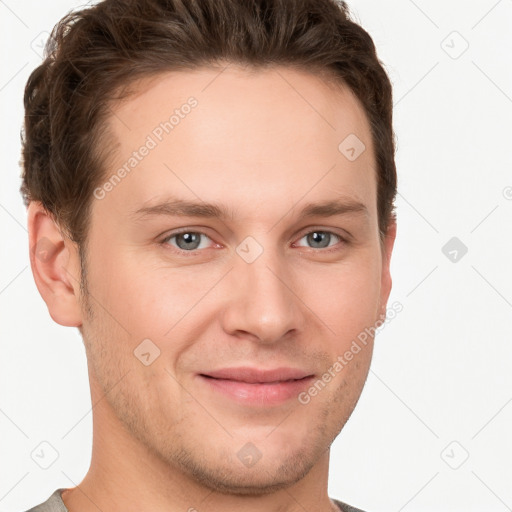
<box><xmin>21</xmin><ymin>0</ymin><xmax>397</xmax><ymax>511</ymax></box>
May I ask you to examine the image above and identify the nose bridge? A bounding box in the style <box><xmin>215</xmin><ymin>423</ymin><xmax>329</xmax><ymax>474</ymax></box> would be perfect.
<box><xmin>221</xmin><ymin>237</ymin><xmax>303</xmax><ymax>342</ymax></box>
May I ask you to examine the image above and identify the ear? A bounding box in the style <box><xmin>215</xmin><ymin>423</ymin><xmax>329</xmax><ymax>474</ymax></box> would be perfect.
<box><xmin>378</xmin><ymin>214</ymin><xmax>397</xmax><ymax>317</ymax></box>
<box><xmin>27</xmin><ymin>201</ymin><xmax>83</xmax><ymax>327</ymax></box>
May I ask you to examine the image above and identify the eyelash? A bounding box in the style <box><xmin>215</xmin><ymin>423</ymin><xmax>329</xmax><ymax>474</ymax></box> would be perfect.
<box><xmin>159</xmin><ymin>228</ymin><xmax>349</xmax><ymax>257</ymax></box>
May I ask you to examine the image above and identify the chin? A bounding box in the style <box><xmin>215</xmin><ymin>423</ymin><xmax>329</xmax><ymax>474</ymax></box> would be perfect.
<box><xmin>172</xmin><ymin>443</ymin><xmax>319</xmax><ymax>496</ymax></box>
<box><xmin>187</xmin><ymin>464</ymin><xmax>312</xmax><ymax>496</ymax></box>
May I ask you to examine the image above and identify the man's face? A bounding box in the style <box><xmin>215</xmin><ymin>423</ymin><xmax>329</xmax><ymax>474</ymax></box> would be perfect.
<box><xmin>78</xmin><ymin>65</ymin><xmax>394</xmax><ymax>493</ymax></box>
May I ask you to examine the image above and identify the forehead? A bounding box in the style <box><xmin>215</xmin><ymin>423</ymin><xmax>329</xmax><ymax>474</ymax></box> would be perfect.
<box><xmin>97</xmin><ymin>65</ymin><xmax>377</xmax><ymax>222</ymax></box>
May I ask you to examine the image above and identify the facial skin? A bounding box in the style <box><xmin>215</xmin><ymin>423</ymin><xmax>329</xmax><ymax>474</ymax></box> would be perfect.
<box><xmin>28</xmin><ymin>65</ymin><xmax>396</xmax><ymax>512</ymax></box>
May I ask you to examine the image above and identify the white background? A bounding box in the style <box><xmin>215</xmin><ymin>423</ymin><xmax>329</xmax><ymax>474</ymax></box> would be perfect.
<box><xmin>1</xmin><ymin>1</ymin><xmax>511</xmax><ymax>511</ymax></box>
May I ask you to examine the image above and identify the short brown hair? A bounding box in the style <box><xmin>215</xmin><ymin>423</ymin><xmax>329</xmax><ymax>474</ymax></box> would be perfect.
<box><xmin>21</xmin><ymin>0</ymin><xmax>396</xmax><ymax>255</ymax></box>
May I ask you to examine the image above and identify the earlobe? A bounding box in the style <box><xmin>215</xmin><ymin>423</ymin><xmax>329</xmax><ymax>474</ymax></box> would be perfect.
<box><xmin>27</xmin><ymin>201</ymin><xmax>83</xmax><ymax>327</ymax></box>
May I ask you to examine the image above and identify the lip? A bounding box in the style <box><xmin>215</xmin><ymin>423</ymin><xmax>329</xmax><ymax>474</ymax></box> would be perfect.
<box><xmin>198</xmin><ymin>367</ymin><xmax>315</xmax><ymax>406</ymax></box>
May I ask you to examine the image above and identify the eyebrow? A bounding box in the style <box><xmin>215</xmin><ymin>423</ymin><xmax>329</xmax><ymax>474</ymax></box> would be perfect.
<box><xmin>131</xmin><ymin>196</ymin><xmax>369</xmax><ymax>222</ymax></box>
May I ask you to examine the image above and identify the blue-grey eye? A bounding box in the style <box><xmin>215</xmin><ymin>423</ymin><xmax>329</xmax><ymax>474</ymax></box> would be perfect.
<box><xmin>298</xmin><ymin>231</ymin><xmax>341</xmax><ymax>249</ymax></box>
<box><xmin>167</xmin><ymin>232</ymin><xmax>210</xmax><ymax>251</ymax></box>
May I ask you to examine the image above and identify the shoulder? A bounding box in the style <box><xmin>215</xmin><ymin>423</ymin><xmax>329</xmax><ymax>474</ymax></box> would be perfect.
<box><xmin>332</xmin><ymin>497</ymin><xmax>368</xmax><ymax>512</ymax></box>
<box><xmin>22</xmin><ymin>489</ymin><xmax>68</xmax><ymax>512</ymax></box>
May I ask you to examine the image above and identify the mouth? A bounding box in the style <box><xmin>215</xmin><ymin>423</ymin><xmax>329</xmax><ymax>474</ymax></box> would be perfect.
<box><xmin>197</xmin><ymin>367</ymin><xmax>315</xmax><ymax>406</ymax></box>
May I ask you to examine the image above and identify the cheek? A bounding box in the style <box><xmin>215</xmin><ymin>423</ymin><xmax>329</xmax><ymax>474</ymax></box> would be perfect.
<box><xmin>87</xmin><ymin>246</ymin><xmax>198</xmax><ymax>336</ymax></box>
<box><xmin>299</xmin><ymin>256</ymin><xmax>382</xmax><ymax>338</ymax></box>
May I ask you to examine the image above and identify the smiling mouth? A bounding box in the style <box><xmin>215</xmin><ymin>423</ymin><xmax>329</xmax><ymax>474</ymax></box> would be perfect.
<box><xmin>200</xmin><ymin>374</ymin><xmax>311</xmax><ymax>384</ymax></box>
<box><xmin>197</xmin><ymin>370</ymin><xmax>315</xmax><ymax>406</ymax></box>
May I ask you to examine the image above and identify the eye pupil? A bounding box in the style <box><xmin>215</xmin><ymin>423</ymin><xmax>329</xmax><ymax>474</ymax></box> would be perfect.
<box><xmin>176</xmin><ymin>232</ymin><xmax>201</xmax><ymax>250</ymax></box>
<box><xmin>307</xmin><ymin>231</ymin><xmax>331</xmax><ymax>249</ymax></box>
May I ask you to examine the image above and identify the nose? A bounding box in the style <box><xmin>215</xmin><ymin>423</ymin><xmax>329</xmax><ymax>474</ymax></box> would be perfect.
<box><xmin>220</xmin><ymin>247</ymin><xmax>305</xmax><ymax>344</ymax></box>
